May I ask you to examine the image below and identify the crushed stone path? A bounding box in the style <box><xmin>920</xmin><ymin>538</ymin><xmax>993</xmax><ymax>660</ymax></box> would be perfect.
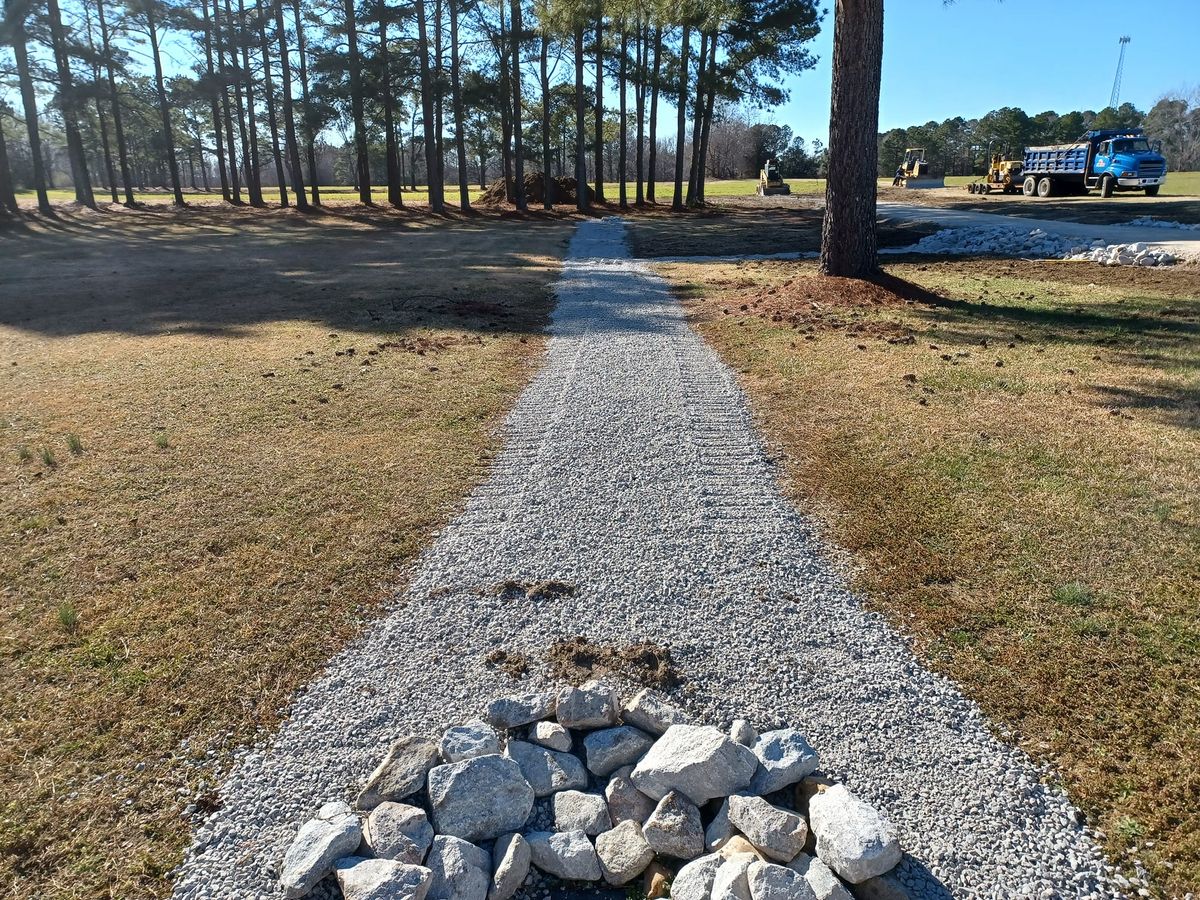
<box><xmin>173</xmin><ymin>218</ymin><xmax>1122</xmax><ymax>900</ymax></box>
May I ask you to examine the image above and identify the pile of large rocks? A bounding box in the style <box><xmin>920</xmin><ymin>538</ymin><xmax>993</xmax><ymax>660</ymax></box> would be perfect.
<box><xmin>279</xmin><ymin>683</ymin><xmax>904</xmax><ymax>900</ymax></box>
<box><xmin>902</xmin><ymin>226</ymin><xmax>1179</xmax><ymax>266</ymax></box>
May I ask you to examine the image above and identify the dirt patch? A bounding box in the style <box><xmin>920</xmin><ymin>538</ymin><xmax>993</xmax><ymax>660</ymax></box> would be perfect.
<box><xmin>485</xmin><ymin>649</ymin><xmax>530</xmax><ymax>679</ymax></box>
<box><xmin>546</xmin><ymin>636</ymin><xmax>683</xmax><ymax>690</ymax></box>
<box><xmin>878</xmin><ymin>185</ymin><xmax>1200</xmax><ymax>225</ymax></box>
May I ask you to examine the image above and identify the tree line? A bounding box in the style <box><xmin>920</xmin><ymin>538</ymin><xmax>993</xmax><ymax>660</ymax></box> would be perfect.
<box><xmin>0</xmin><ymin>0</ymin><xmax>824</xmax><ymax>217</ymax></box>
<box><xmin>876</xmin><ymin>94</ymin><xmax>1200</xmax><ymax>178</ymax></box>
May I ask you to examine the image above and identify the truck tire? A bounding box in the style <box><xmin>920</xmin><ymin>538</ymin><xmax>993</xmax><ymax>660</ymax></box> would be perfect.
<box><xmin>1145</xmin><ymin>185</ymin><xmax>1160</xmax><ymax>196</ymax></box>
<box><xmin>967</xmin><ymin>183</ymin><xmax>976</xmax><ymax>194</ymax></box>
<box><xmin>1023</xmin><ymin>176</ymin><xmax>1037</xmax><ymax>196</ymax></box>
<box><xmin>1100</xmin><ymin>176</ymin><xmax>1114</xmax><ymax>198</ymax></box>
<box><xmin>1037</xmin><ymin>177</ymin><xmax>1053</xmax><ymax>198</ymax></box>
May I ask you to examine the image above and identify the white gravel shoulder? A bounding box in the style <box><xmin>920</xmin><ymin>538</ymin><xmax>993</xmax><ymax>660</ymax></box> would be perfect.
<box><xmin>172</xmin><ymin>218</ymin><xmax>1123</xmax><ymax>900</ymax></box>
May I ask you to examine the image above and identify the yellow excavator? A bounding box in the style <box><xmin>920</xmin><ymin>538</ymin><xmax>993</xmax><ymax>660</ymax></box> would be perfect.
<box><xmin>968</xmin><ymin>152</ymin><xmax>1024</xmax><ymax>194</ymax></box>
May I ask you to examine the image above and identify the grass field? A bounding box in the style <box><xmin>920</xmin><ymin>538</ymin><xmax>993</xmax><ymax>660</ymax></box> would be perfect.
<box><xmin>646</xmin><ymin>218</ymin><xmax>1199</xmax><ymax>895</ymax></box>
<box><xmin>0</xmin><ymin>204</ymin><xmax>573</xmax><ymax>898</ymax></box>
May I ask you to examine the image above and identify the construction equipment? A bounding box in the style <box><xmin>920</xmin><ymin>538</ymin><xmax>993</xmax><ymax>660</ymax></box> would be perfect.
<box><xmin>757</xmin><ymin>160</ymin><xmax>791</xmax><ymax>196</ymax></box>
<box><xmin>1021</xmin><ymin>128</ymin><xmax>1167</xmax><ymax>198</ymax></box>
<box><xmin>967</xmin><ymin>152</ymin><xmax>1024</xmax><ymax>194</ymax></box>
<box><xmin>894</xmin><ymin>148</ymin><xmax>945</xmax><ymax>189</ymax></box>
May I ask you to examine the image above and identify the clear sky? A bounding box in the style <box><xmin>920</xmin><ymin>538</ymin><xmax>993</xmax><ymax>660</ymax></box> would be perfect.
<box><xmin>766</xmin><ymin>0</ymin><xmax>1199</xmax><ymax>146</ymax></box>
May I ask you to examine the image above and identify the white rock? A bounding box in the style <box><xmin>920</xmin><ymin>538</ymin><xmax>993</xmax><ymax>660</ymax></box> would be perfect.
<box><xmin>485</xmin><ymin>692</ymin><xmax>557</xmax><ymax>729</ymax></box>
<box><xmin>525</xmin><ymin>830</ymin><xmax>602</xmax><ymax>881</ymax></box>
<box><xmin>747</xmin><ymin>861</ymin><xmax>818</xmax><ymax>900</ymax></box>
<box><xmin>357</xmin><ymin>736</ymin><xmax>441</xmax><ymax>810</ymax></box>
<box><xmin>427</xmin><ymin>755</ymin><xmax>535</xmax><ymax>843</ymax></box>
<box><xmin>529</xmin><ymin>721</ymin><xmax>572</xmax><ymax>752</ymax></box>
<box><xmin>280</xmin><ymin>803</ymin><xmax>363</xmax><ymax>898</ymax></box>
<box><xmin>730</xmin><ymin>720</ymin><xmax>757</xmax><ymax>747</ymax></box>
<box><xmin>605</xmin><ymin>765</ymin><xmax>656</xmax><ymax>825</ymax></box>
<box><xmin>489</xmin><ymin>833</ymin><xmax>530</xmax><ymax>900</ymax></box>
<box><xmin>621</xmin><ymin>688</ymin><xmax>690</xmax><ymax>735</ymax></box>
<box><xmin>363</xmin><ymin>802</ymin><xmax>433</xmax><ymax>863</ymax></box>
<box><xmin>426</xmin><ymin>835</ymin><xmax>491</xmax><ymax>900</ymax></box>
<box><xmin>441</xmin><ymin>720</ymin><xmax>501</xmax><ymax>763</ymax></box>
<box><xmin>554</xmin><ymin>790</ymin><xmax>612</xmax><ymax>835</ymax></box>
<box><xmin>787</xmin><ymin>853</ymin><xmax>852</xmax><ymax>900</ymax></box>
<box><xmin>631</xmin><ymin>724</ymin><xmax>758</xmax><ymax>805</ymax></box>
<box><xmin>505</xmin><ymin>740</ymin><xmax>588</xmax><ymax>796</ymax></box>
<box><xmin>806</xmin><ymin>785</ymin><xmax>901</xmax><ymax>884</ymax></box>
<box><xmin>595</xmin><ymin>820</ymin><xmax>655</xmax><ymax>885</ymax></box>
<box><xmin>712</xmin><ymin>852</ymin><xmax>757</xmax><ymax>900</ymax></box>
<box><xmin>334</xmin><ymin>858</ymin><xmax>433</xmax><ymax>900</ymax></box>
<box><xmin>727</xmin><ymin>795</ymin><xmax>808</xmax><ymax>863</ymax></box>
<box><xmin>643</xmin><ymin>790</ymin><xmax>704</xmax><ymax>860</ymax></box>
<box><xmin>583</xmin><ymin>725</ymin><xmax>655</xmax><ymax>776</ymax></box>
<box><xmin>556</xmin><ymin>680</ymin><xmax>619</xmax><ymax>729</ymax></box>
<box><xmin>671</xmin><ymin>852</ymin><xmax>725</xmax><ymax>900</ymax></box>
<box><xmin>749</xmin><ymin>730</ymin><xmax>819</xmax><ymax>795</ymax></box>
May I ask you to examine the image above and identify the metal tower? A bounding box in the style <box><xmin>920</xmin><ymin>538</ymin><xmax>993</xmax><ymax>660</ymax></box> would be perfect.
<box><xmin>1109</xmin><ymin>36</ymin><xmax>1131</xmax><ymax>108</ymax></box>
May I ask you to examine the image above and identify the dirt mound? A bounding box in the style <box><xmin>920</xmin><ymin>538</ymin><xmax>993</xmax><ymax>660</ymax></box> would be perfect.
<box><xmin>478</xmin><ymin>173</ymin><xmax>596</xmax><ymax>206</ymax></box>
<box><xmin>546</xmin><ymin>635</ymin><xmax>682</xmax><ymax>689</ymax></box>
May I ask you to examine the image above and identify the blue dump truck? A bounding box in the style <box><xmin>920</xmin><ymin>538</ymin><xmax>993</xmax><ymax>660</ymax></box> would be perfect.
<box><xmin>1021</xmin><ymin>128</ymin><xmax>1168</xmax><ymax>198</ymax></box>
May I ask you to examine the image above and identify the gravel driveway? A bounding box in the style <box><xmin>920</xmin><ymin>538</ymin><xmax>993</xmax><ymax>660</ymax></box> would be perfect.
<box><xmin>173</xmin><ymin>218</ymin><xmax>1122</xmax><ymax>900</ymax></box>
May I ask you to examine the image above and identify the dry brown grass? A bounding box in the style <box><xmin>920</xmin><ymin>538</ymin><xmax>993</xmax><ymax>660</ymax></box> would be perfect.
<box><xmin>0</xmin><ymin>204</ymin><xmax>573</xmax><ymax>898</ymax></box>
<box><xmin>657</xmin><ymin>251</ymin><xmax>1200</xmax><ymax>896</ymax></box>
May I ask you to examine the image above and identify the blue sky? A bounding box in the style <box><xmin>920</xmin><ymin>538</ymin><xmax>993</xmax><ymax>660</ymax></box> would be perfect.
<box><xmin>767</xmin><ymin>0</ymin><xmax>1199</xmax><ymax>146</ymax></box>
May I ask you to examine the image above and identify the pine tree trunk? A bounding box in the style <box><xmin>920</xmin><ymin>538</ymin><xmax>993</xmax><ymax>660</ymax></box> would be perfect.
<box><xmin>646</xmin><ymin>24</ymin><xmax>661</xmax><ymax>204</ymax></box>
<box><xmin>416</xmin><ymin>0</ymin><xmax>442</xmax><ymax>211</ymax></box>
<box><xmin>199</xmin><ymin>0</ymin><xmax>231</xmax><ymax>202</ymax></box>
<box><xmin>449</xmin><ymin>0</ymin><xmax>470</xmax><ymax>210</ymax></box>
<box><xmin>224</xmin><ymin>0</ymin><xmax>253</xmax><ymax>200</ymax></box>
<box><xmin>573</xmin><ymin>24</ymin><xmax>589</xmax><ymax>211</ymax></box>
<box><xmin>293</xmin><ymin>0</ymin><xmax>319</xmax><ymax>204</ymax></box>
<box><xmin>378</xmin><ymin>10</ymin><xmax>402</xmax><ymax>207</ymax></box>
<box><xmin>0</xmin><ymin>122</ymin><xmax>17</xmax><ymax>214</ymax></box>
<box><xmin>633</xmin><ymin>20</ymin><xmax>643</xmax><ymax>205</ymax></box>
<box><xmin>696</xmin><ymin>33</ymin><xmax>716</xmax><ymax>204</ymax></box>
<box><xmin>592</xmin><ymin>7</ymin><xmax>604</xmax><ymax>202</ymax></box>
<box><xmin>257</xmin><ymin>0</ymin><xmax>288</xmax><ymax>205</ymax></box>
<box><xmin>275</xmin><ymin>0</ymin><xmax>309</xmax><ymax>208</ymax></box>
<box><xmin>145</xmin><ymin>3</ymin><xmax>186</xmax><ymax>205</ymax></box>
<box><xmin>216</xmin><ymin>0</ymin><xmax>244</xmax><ymax>202</ymax></box>
<box><xmin>497</xmin><ymin>1</ymin><xmax>512</xmax><ymax>202</ymax></box>
<box><xmin>820</xmin><ymin>0</ymin><xmax>883</xmax><ymax>278</ymax></box>
<box><xmin>510</xmin><ymin>0</ymin><xmax>525</xmax><ymax>210</ymax></box>
<box><xmin>671</xmin><ymin>23</ymin><xmax>689</xmax><ymax>211</ymax></box>
<box><xmin>539</xmin><ymin>32</ymin><xmax>552</xmax><ymax>209</ymax></box>
<box><xmin>433</xmin><ymin>0</ymin><xmax>445</xmax><ymax>203</ymax></box>
<box><xmin>617</xmin><ymin>26</ymin><xmax>627</xmax><ymax>208</ymax></box>
<box><xmin>344</xmin><ymin>0</ymin><xmax>371</xmax><ymax>203</ymax></box>
<box><xmin>100</xmin><ymin>0</ymin><xmax>136</xmax><ymax>205</ymax></box>
<box><xmin>238</xmin><ymin>0</ymin><xmax>265</xmax><ymax>204</ymax></box>
<box><xmin>685</xmin><ymin>30</ymin><xmax>706</xmax><ymax>205</ymax></box>
<box><xmin>11</xmin><ymin>5</ymin><xmax>50</xmax><ymax>213</ymax></box>
<box><xmin>46</xmin><ymin>0</ymin><xmax>96</xmax><ymax>207</ymax></box>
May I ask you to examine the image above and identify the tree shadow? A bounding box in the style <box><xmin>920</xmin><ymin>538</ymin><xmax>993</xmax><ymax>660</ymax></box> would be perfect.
<box><xmin>0</xmin><ymin>205</ymin><xmax>582</xmax><ymax>340</ymax></box>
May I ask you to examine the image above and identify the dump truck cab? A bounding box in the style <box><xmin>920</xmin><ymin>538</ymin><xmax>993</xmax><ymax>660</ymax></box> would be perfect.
<box><xmin>1091</xmin><ymin>133</ymin><xmax>1167</xmax><ymax>196</ymax></box>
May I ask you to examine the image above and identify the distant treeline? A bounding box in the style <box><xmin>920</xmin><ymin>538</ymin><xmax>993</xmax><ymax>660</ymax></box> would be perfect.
<box><xmin>876</xmin><ymin>93</ymin><xmax>1200</xmax><ymax>177</ymax></box>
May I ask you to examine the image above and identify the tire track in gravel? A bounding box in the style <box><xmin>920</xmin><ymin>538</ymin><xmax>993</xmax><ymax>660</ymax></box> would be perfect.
<box><xmin>172</xmin><ymin>218</ymin><xmax>1123</xmax><ymax>900</ymax></box>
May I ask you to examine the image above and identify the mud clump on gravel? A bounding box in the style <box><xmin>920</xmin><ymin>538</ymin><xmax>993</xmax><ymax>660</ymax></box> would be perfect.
<box><xmin>546</xmin><ymin>635</ymin><xmax>683</xmax><ymax>689</ymax></box>
<box><xmin>484</xmin><ymin>648</ymin><xmax>530</xmax><ymax>679</ymax></box>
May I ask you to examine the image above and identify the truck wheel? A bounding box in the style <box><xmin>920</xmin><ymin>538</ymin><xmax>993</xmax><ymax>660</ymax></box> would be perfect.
<box><xmin>1100</xmin><ymin>176</ymin><xmax>1114</xmax><ymax>198</ymax></box>
<box><xmin>1145</xmin><ymin>185</ymin><xmax>1160</xmax><ymax>196</ymax></box>
<box><xmin>968</xmin><ymin>183</ymin><xmax>976</xmax><ymax>194</ymax></box>
<box><xmin>1036</xmin><ymin>177</ymin><xmax>1053</xmax><ymax>198</ymax></box>
<box><xmin>1023</xmin><ymin>176</ymin><xmax>1037</xmax><ymax>196</ymax></box>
